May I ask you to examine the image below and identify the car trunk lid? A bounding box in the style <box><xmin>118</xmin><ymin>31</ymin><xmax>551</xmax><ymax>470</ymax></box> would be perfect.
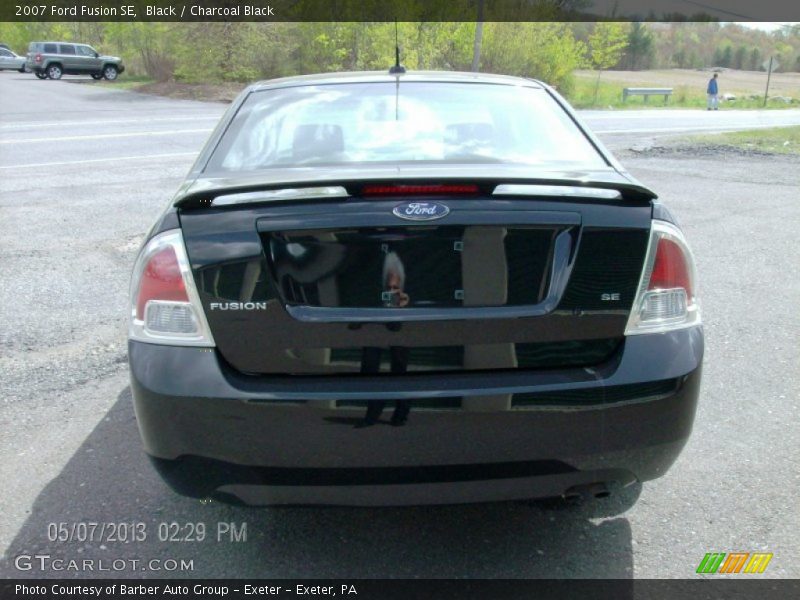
<box><xmin>179</xmin><ymin>176</ymin><xmax>653</xmax><ymax>376</ymax></box>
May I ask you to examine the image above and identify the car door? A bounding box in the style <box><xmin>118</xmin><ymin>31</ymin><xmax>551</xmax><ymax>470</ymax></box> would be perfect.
<box><xmin>0</xmin><ymin>48</ymin><xmax>12</xmax><ymax>69</ymax></box>
<box><xmin>58</xmin><ymin>44</ymin><xmax>79</xmax><ymax>73</ymax></box>
<box><xmin>76</xmin><ymin>45</ymin><xmax>101</xmax><ymax>73</ymax></box>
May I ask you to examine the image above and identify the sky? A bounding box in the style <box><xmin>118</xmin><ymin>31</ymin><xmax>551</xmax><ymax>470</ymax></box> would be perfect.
<box><xmin>736</xmin><ymin>22</ymin><xmax>797</xmax><ymax>32</ymax></box>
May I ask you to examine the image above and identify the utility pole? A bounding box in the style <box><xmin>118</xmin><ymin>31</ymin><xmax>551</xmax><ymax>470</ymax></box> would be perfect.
<box><xmin>471</xmin><ymin>0</ymin><xmax>484</xmax><ymax>72</ymax></box>
<box><xmin>763</xmin><ymin>56</ymin><xmax>775</xmax><ymax>107</ymax></box>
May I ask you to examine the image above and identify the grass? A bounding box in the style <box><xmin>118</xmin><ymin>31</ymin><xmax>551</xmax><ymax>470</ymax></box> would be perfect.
<box><xmin>684</xmin><ymin>126</ymin><xmax>800</xmax><ymax>155</ymax></box>
<box><xmin>71</xmin><ymin>68</ymin><xmax>800</xmax><ymax>109</ymax></box>
<box><xmin>92</xmin><ymin>75</ymin><xmax>154</xmax><ymax>90</ymax></box>
<box><xmin>567</xmin><ymin>73</ymin><xmax>798</xmax><ymax>110</ymax></box>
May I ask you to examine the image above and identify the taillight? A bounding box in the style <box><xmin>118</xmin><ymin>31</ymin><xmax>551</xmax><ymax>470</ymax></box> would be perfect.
<box><xmin>649</xmin><ymin>238</ymin><xmax>693</xmax><ymax>298</ymax></box>
<box><xmin>625</xmin><ymin>220</ymin><xmax>700</xmax><ymax>335</ymax></box>
<box><xmin>361</xmin><ymin>184</ymin><xmax>479</xmax><ymax>196</ymax></box>
<box><xmin>135</xmin><ymin>246</ymin><xmax>187</xmax><ymax>320</ymax></box>
<box><xmin>129</xmin><ymin>230</ymin><xmax>214</xmax><ymax>346</ymax></box>
<box><xmin>35</xmin><ymin>53</ymin><xmax>42</xmax><ymax>63</ymax></box>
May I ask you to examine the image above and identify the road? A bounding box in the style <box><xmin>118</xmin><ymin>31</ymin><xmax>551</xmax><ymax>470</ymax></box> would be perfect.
<box><xmin>1</xmin><ymin>73</ymin><xmax>798</xmax><ymax>579</ymax></box>
<box><xmin>582</xmin><ymin>107</ymin><xmax>800</xmax><ymax>136</ymax></box>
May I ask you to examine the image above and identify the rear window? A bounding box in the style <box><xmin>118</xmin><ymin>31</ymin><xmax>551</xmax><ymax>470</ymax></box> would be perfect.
<box><xmin>59</xmin><ymin>44</ymin><xmax>76</xmax><ymax>55</ymax></box>
<box><xmin>43</xmin><ymin>44</ymin><xmax>57</xmax><ymax>53</ymax></box>
<box><xmin>206</xmin><ymin>82</ymin><xmax>606</xmax><ymax>173</ymax></box>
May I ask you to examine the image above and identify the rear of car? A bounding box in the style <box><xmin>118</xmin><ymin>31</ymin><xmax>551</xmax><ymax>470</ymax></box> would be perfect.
<box><xmin>0</xmin><ymin>47</ymin><xmax>26</xmax><ymax>72</ymax></box>
<box><xmin>128</xmin><ymin>73</ymin><xmax>702</xmax><ymax>506</ymax></box>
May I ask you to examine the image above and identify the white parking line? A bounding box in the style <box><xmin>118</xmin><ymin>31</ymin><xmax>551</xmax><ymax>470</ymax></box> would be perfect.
<box><xmin>0</xmin><ymin>128</ymin><xmax>213</xmax><ymax>144</ymax></box>
<box><xmin>0</xmin><ymin>151</ymin><xmax>197</xmax><ymax>170</ymax></box>
<box><xmin>584</xmin><ymin>110</ymin><xmax>800</xmax><ymax>120</ymax></box>
<box><xmin>597</xmin><ymin>124</ymin><xmax>788</xmax><ymax>134</ymax></box>
<box><xmin>0</xmin><ymin>115</ymin><xmax>222</xmax><ymax>130</ymax></box>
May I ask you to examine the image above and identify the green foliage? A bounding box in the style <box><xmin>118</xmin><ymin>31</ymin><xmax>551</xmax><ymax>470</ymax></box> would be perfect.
<box><xmin>0</xmin><ymin>20</ymin><xmax>797</xmax><ymax>89</ymax></box>
<box><xmin>588</xmin><ymin>23</ymin><xmax>629</xmax><ymax>71</ymax></box>
<box><xmin>480</xmin><ymin>23</ymin><xmax>586</xmax><ymax>93</ymax></box>
<box><xmin>733</xmin><ymin>45</ymin><xmax>747</xmax><ymax>70</ymax></box>
<box><xmin>567</xmin><ymin>76</ymin><xmax>795</xmax><ymax>110</ymax></box>
<box><xmin>687</xmin><ymin>126</ymin><xmax>800</xmax><ymax>154</ymax></box>
<box><xmin>713</xmin><ymin>42</ymin><xmax>733</xmax><ymax>68</ymax></box>
<box><xmin>750</xmin><ymin>47</ymin><xmax>762</xmax><ymax>70</ymax></box>
<box><xmin>621</xmin><ymin>22</ymin><xmax>655</xmax><ymax>70</ymax></box>
<box><xmin>587</xmin><ymin>23</ymin><xmax>628</xmax><ymax>103</ymax></box>
<box><xmin>654</xmin><ymin>22</ymin><xmax>800</xmax><ymax>72</ymax></box>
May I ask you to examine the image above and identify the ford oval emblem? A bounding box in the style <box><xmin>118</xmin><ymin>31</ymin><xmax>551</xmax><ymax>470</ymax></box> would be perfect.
<box><xmin>392</xmin><ymin>202</ymin><xmax>450</xmax><ymax>221</ymax></box>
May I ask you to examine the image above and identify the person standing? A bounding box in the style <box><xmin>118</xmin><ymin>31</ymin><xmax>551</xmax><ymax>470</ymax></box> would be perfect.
<box><xmin>707</xmin><ymin>73</ymin><xmax>719</xmax><ymax>111</ymax></box>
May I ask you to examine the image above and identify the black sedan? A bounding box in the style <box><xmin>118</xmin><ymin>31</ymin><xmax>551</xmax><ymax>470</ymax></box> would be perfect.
<box><xmin>128</xmin><ymin>71</ymin><xmax>703</xmax><ymax>506</ymax></box>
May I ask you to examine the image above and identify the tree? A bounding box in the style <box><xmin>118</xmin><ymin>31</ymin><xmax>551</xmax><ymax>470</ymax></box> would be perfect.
<box><xmin>733</xmin><ymin>45</ymin><xmax>747</xmax><ymax>70</ymax></box>
<box><xmin>714</xmin><ymin>43</ymin><xmax>733</xmax><ymax>67</ymax></box>
<box><xmin>750</xmin><ymin>47</ymin><xmax>762</xmax><ymax>70</ymax></box>
<box><xmin>622</xmin><ymin>22</ymin><xmax>654</xmax><ymax>70</ymax></box>
<box><xmin>481</xmin><ymin>23</ymin><xmax>587</xmax><ymax>94</ymax></box>
<box><xmin>472</xmin><ymin>0</ymin><xmax>484</xmax><ymax>71</ymax></box>
<box><xmin>774</xmin><ymin>41</ymin><xmax>793</xmax><ymax>72</ymax></box>
<box><xmin>721</xmin><ymin>45</ymin><xmax>733</xmax><ymax>67</ymax></box>
<box><xmin>588</xmin><ymin>22</ymin><xmax>628</xmax><ymax>102</ymax></box>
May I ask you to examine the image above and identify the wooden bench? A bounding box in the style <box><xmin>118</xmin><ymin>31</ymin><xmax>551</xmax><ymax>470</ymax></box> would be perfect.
<box><xmin>622</xmin><ymin>87</ymin><xmax>674</xmax><ymax>104</ymax></box>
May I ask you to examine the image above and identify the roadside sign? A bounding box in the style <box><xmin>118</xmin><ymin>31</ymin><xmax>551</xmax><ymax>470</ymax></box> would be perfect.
<box><xmin>762</xmin><ymin>58</ymin><xmax>779</xmax><ymax>72</ymax></box>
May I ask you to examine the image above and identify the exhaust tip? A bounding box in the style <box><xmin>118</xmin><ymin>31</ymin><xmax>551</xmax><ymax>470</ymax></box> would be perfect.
<box><xmin>589</xmin><ymin>482</ymin><xmax>610</xmax><ymax>499</ymax></box>
<box><xmin>563</xmin><ymin>482</ymin><xmax>611</xmax><ymax>502</ymax></box>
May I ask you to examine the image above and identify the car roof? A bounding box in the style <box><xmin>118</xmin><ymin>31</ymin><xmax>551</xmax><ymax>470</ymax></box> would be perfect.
<box><xmin>32</xmin><ymin>41</ymin><xmax>91</xmax><ymax>46</ymax></box>
<box><xmin>249</xmin><ymin>70</ymin><xmax>546</xmax><ymax>91</ymax></box>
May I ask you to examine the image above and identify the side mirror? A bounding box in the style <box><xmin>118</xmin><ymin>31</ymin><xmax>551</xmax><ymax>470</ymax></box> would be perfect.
<box><xmin>94</xmin><ymin>52</ymin><xmax>99</xmax><ymax>58</ymax></box>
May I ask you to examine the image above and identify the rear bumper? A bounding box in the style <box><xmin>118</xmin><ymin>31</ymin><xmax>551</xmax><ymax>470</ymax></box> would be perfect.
<box><xmin>129</xmin><ymin>326</ymin><xmax>703</xmax><ymax>505</ymax></box>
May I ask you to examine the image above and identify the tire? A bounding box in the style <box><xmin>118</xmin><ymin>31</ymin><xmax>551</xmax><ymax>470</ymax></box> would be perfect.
<box><xmin>103</xmin><ymin>65</ymin><xmax>118</xmax><ymax>81</ymax></box>
<box><xmin>91</xmin><ymin>73</ymin><xmax>103</xmax><ymax>80</ymax></box>
<box><xmin>34</xmin><ymin>70</ymin><xmax>47</xmax><ymax>79</ymax></box>
<box><xmin>46</xmin><ymin>64</ymin><xmax>62</xmax><ymax>80</ymax></box>
<box><xmin>18</xmin><ymin>66</ymin><xmax>26</xmax><ymax>73</ymax></box>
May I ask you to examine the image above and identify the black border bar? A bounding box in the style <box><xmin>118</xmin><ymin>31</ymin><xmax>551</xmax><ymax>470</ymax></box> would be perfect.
<box><xmin>3</xmin><ymin>1</ymin><xmax>800</xmax><ymax>22</ymax></box>
<box><xmin>2</xmin><ymin>579</ymin><xmax>800</xmax><ymax>600</ymax></box>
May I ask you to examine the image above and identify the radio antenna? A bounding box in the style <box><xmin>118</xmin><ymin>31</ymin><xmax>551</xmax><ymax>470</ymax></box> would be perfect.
<box><xmin>389</xmin><ymin>20</ymin><xmax>406</xmax><ymax>74</ymax></box>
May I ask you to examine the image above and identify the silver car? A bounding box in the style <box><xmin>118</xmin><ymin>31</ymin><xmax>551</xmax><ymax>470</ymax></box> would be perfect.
<box><xmin>0</xmin><ymin>47</ymin><xmax>26</xmax><ymax>73</ymax></box>
<box><xmin>26</xmin><ymin>41</ymin><xmax>124</xmax><ymax>80</ymax></box>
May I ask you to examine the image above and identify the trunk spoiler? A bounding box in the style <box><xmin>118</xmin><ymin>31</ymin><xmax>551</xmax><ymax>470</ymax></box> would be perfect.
<box><xmin>173</xmin><ymin>166</ymin><xmax>657</xmax><ymax>209</ymax></box>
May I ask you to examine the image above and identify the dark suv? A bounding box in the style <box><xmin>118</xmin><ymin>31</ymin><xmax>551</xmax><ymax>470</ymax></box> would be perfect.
<box><xmin>26</xmin><ymin>41</ymin><xmax>124</xmax><ymax>80</ymax></box>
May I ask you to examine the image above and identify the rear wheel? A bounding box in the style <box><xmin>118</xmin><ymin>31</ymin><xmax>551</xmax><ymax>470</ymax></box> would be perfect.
<box><xmin>46</xmin><ymin>64</ymin><xmax>62</xmax><ymax>80</ymax></box>
<box><xmin>103</xmin><ymin>65</ymin><xmax>118</xmax><ymax>81</ymax></box>
<box><xmin>34</xmin><ymin>70</ymin><xmax>47</xmax><ymax>79</ymax></box>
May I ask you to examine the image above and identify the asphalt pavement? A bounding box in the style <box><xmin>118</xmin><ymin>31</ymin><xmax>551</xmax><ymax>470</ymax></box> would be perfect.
<box><xmin>0</xmin><ymin>72</ymin><xmax>798</xmax><ymax>579</ymax></box>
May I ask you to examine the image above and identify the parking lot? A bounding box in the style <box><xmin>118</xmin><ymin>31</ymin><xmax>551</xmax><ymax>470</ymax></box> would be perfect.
<box><xmin>0</xmin><ymin>73</ymin><xmax>798</xmax><ymax>578</ymax></box>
